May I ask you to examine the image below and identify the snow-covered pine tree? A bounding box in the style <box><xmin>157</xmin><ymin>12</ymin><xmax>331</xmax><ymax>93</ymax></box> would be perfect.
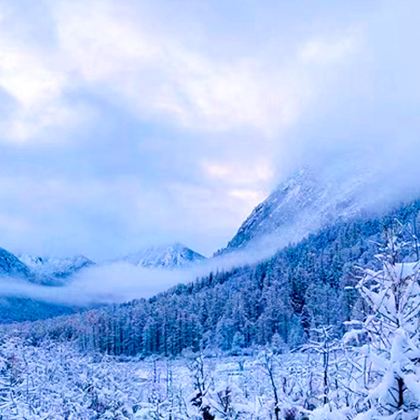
<box><xmin>348</xmin><ymin>228</ymin><xmax>420</xmax><ymax>419</ymax></box>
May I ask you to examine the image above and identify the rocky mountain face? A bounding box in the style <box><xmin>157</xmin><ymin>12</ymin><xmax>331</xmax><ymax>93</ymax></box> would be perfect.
<box><xmin>120</xmin><ymin>243</ymin><xmax>206</xmax><ymax>269</ymax></box>
<box><xmin>219</xmin><ymin>168</ymin><xmax>368</xmax><ymax>256</ymax></box>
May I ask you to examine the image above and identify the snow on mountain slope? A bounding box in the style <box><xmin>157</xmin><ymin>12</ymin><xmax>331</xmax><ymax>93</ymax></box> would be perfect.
<box><xmin>121</xmin><ymin>243</ymin><xmax>206</xmax><ymax>269</ymax></box>
<box><xmin>18</xmin><ymin>255</ymin><xmax>94</xmax><ymax>280</ymax></box>
<box><xmin>0</xmin><ymin>249</ymin><xmax>89</xmax><ymax>322</ymax></box>
<box><xmin>219</xmin><ymin>167</ymin><xmax>369</xmax><ymax>256</ymax></box>
<box><xmin>0</xmin><ymin>247</ymin><xmax>34</xmax><ymax>280</ymax></box>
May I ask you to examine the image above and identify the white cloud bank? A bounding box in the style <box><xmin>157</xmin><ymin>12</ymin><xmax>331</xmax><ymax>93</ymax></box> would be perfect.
<box><xmin>0</xmin><ymin>255</ymin><xmax>242</xmax><ymax>305</ymax></box>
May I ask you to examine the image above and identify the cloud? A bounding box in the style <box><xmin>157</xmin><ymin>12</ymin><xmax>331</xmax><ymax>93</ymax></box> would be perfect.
<box><xmin>0</xmin><ymin>40</ymin><xmax>69</xmax><ymax>141</ymax></box>
<box><xmin>50</xmin><ymin>0</ymin><xmax>305</xmax><ymax>134</ymax></box>
<box><xmin>201</xmin><ymin>160</ymin><xmax>273</xmax><ymax>185</ymax></box>
<box><xmin>0</xmin><ymin>6</ymin><xmax>93</xmax><ymax>142</ymax></box>
<box><xmin>299</xmin><ymin>33</ymin><xmax>359</xmax><ymax>65</ymax></box>
<box><xmin>1</xmin><ymin>0</ymin><xmax>420</xmax><ymax>264</ymax></box>
<box><xmin>0</xmin><ymin>0</ymin><xmax>362</xmax><ymax>142</ymax></box>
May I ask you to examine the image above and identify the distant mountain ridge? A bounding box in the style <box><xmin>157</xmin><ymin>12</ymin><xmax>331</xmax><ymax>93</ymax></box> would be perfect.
<box><xmin>0</xmin><ymin>246</ymin><xmax>94</xmax><ymax>285</ymax></box>
<box><xmin>0</xmin><ymin>248</ymin><xmax>83</xmax><ymax>323</ymax></box>
<box><xmin>0</xmin><ymin>243</ymin><xmax>206</xmax><ymax>323</ymax></box>
<box><xmin>19</xmin><ymin>254</ymin><xmax>94</xmax><ymax>281</ymax></box>
<box><xmin>120</xmin><ymin>243</ymin><xmax>206</xmax><ymax>269</ymax></box>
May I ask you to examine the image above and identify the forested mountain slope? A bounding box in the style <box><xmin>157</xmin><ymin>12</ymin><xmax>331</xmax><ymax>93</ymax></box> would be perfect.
<box><xmin>17</xmin><ymin>199</ymin><xmax>420</xmax><ymax>356</ymax></box>
<box><xmin>0</xmin><ymin>297</ymin><xmax>77</xmax><ymax>324</ymax></box>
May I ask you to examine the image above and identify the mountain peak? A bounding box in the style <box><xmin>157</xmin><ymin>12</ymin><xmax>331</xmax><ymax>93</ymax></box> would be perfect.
<box><xmin>0</xmin><ymin>247</ymin><xmax>33</xmax><ymax>280</ymax></box>
<box><xmin>18</xmin><ymin>254</ymin><xmax>94</xmax><ymax>280</ymax></box>
<box><xmin>218</xmin><ymin>167</ymin><xmax>364</xmax><ymax>255</ymax></box>
<box><xmin>121</xmin><ymin>243</ymin><xmax>206</xmax><ymax>269</ymax></box>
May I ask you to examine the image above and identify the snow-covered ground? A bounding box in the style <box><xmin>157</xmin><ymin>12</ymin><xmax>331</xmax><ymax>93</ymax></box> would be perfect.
<box><xmin>0</xmin><ymin>337</ymin><xmax>337</xmax><ymax>419</ymax></box>
<box><xmin>0</xmin><ymin>335</ymin><xmax>418</xmax><ymax>419</ymax></box>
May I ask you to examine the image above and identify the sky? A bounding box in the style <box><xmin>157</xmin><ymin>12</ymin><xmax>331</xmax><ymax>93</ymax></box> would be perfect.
<box><xmin>1</xmin><ymin>0</ymin><xmax>420</xmax><ymax>260</ymax></box>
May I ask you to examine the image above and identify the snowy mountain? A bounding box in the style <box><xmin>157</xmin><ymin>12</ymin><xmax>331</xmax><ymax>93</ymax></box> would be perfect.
<box><xmin>18</xmin><ymin>254</ymin><xmax>94</xmax><ymax>280</ymax></box>
<box><xmin>0</xmin><ymin>247</ymin><xmax>81</xmax><ymax>322</ymax></box>
<box><xmin>120</xmin><ymin>243</ymin><xmax>206</xmax><ymax>269</ymax></box>
<box><xmin>0</xmin><ymin>247</ymin><xmax>34</xmax><ymax>280</ymax></box>
<box><xmin>0</xmin><ymin>247</ymin><xmax>93</xmax><ymax>285</ymax></box>
<box><xmin>219</xmin><ymin>167</ymin><xmax>368</xmax><ymax>255</ymax></box>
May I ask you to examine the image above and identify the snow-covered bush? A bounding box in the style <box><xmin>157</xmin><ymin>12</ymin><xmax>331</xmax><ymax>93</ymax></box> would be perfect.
<box><xmin>343</xmin><ymin>231</ymin><xmax>420</xmax><ymax>419</ymax></box>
